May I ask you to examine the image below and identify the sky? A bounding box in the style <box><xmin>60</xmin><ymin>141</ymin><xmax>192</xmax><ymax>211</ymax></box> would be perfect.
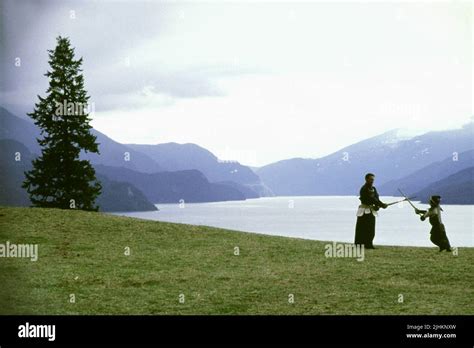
<box><xmin>0</xmin><ymin>0</ymin><xmax>472</xmax><ymax>166</ymax></box>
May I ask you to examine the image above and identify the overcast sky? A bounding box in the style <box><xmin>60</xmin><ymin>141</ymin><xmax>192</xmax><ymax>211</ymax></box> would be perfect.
<box><xmin>0</xmin><ymin>0</ymin><xmax>472</xmax><ymax>166</ymax></box>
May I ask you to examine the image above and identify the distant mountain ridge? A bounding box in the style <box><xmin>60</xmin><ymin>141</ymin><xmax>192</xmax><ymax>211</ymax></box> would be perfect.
<box><xmin>379</xmin><ymin>149</ymin><xmax>474</xmax><ymax>196</ymax></box>
<box><xmin>127</xmin><ymin>143</ymin><xmax>273</xmax><ymax>197</ymax></box>
<box><xmin>414</xmin><ymin>166</ymin><xmax>474</xmax><ymax>205</ymax></box>
<box><xmin>95</xmin><ymin>173</ymin><xmax>158</xmax><ymax>212</ymax></box>
<box><xmin>1</xmin><ymin>105</ymin><xmax>472</xmax><ymax>207</ymax></box>
<box><xmin>1</xmin><ymin>105</ymin><xmax>163</xmax><ymax>174</ymax></box>
<box><xmin>0</xmin><ymin>138</ymin><xmax>157</xmax><ymax>212</ymax></box>
<box><xmin>0</xmin><ymin>139</ymin><xmax>33</xmax><ymax>207</ymax></box>
<box><xmin>257</xmin><ymin>125</ymin><xmax>474</xmax><ymax>196</ymax></box>
<box><xmin>94</xmin><ymin>165</ymin><xmax>246</xmax><ymax>203</ymax></box>
<box><xmin>0</xmin><ymin>107</ymin><xmax>41</xmax><ymax>154</ymax></box>
<box><xmin>0</xmin><ymin>106</ymin><xmax>265</xmax><ymax>207</ymax></box>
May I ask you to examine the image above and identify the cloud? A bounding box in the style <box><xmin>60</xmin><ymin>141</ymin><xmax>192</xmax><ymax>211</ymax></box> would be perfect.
<box><xmin>1</xmin><ymin>0</ymin><xmax>471</xmax><ymax>165</ymax></box>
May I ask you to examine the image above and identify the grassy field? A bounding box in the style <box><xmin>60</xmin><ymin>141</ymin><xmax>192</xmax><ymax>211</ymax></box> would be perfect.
<box><xmin>0</xmin><ymin>206</ymin><xmax>472</xmax><ymax>315</ymax></box>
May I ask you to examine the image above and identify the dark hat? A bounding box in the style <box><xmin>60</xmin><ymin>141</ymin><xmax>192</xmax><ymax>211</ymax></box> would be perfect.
<box><xmin>429</xmin><ymin>195</ymin><xmax>442</xmax><ymax>209</ymax></box>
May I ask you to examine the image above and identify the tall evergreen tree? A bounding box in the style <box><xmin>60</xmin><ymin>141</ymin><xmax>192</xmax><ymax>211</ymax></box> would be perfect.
<box><xmin>23</xmin><ymin>36</ymin><xmax>101</xmax><ymax>211</ymax></box>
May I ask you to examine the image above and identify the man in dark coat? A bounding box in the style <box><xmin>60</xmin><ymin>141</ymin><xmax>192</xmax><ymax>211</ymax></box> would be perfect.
<box><xmin>415</xmin><ymin>195</ymin><xmax>452</xmax><ymax>252</ymax></box>
<box><xmin>354</xmin><ymin>173</ymin><xmax>388</xmax><ymax>249</ymax></box>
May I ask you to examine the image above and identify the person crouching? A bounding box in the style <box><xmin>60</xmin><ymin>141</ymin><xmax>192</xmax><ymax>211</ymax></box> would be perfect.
<box><xmin>415</xmin><ymin>195</ymin><xmax>452</xmax><ymax>252</ymax></box>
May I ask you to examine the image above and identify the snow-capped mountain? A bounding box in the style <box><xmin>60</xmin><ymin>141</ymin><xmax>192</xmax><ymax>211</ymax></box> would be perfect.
<box><xmin>257</xmin><ymin>124</ymin><xmax>474</xmax><ymax>195</ymax></box>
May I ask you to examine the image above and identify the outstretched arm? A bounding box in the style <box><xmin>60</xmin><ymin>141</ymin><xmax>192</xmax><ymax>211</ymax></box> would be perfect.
<box><xmin>360</xmin><ymin>186</ymin><xmax>387</xmax><ymax>208</ymax></box>
<box><xmin>415</xmin><ymin>208</ymin><xmax>434</xmax><ymax>221</ymax></box>
<box><xmin>373</xmin><ymin>188</ymin><xmax>388</xmax><ymax>208</ymax></box>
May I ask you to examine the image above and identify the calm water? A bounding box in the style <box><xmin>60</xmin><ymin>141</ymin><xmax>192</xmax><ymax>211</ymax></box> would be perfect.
<box><xmin>114</xmin><ymin>196</ymin><xmax>474</xmax><ymax>247</ymax></box>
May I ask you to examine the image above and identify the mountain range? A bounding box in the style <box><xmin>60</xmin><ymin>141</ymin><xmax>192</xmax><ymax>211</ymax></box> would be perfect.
<box><xmin>94</xmin><ymin>164</ymin><xmax>246</xmax><ymax>203</ymax></box>
<box><xmin>1</xmin><ymin>105</ymin><xmax>473</xmax><ymax>210</ymax></box>
<box><xmin>0</xmin><ymin>138</ymin><xmax>158</xmax><ymax>212</ymax></box>
<box><xmin>415</xmin><ymin>166</ymin><xmax>474</xmax><ymax>205</ymax></box>
<box><xmin>126</xmin><ymin>143</ymin><xmax>272</xmax><ymax>197</ymax></box>
<box><xmin>257</xmin><ymin>125</ymin><xmax>474</xmax><ymax>201</ymax></box>
<box><xmin>0</xmin><ymin>107</ymin><xmax>262</xmax><ymax>210</ymax></box>
<box><xmin>379</xmin><ymin>149</ymin><xmax>474</xmax><ymax>196</ymax></box>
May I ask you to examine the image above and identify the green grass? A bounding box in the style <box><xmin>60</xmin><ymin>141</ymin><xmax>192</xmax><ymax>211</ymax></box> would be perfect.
<box><xmin>0</xmin><ymin>206</ymin><xmax>472</xmax><ymax>315</ymax></box>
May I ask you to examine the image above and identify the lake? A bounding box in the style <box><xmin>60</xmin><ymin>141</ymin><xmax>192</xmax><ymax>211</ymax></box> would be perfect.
<box><xmin>113</xmin><ymin>196</ymin><xmax>474</xmax><ymax>247</ymax></box>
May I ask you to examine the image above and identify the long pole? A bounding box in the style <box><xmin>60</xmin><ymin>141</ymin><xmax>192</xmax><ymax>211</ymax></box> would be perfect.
<box><xmin>385</xmin><ymin>197</ymin><xmax>413</xmax><ymax>207</ymax></box>
<box><xmin>397</xmin><ymin>188</ymin><xmax>418</xmax><ymax>210</ymax></box>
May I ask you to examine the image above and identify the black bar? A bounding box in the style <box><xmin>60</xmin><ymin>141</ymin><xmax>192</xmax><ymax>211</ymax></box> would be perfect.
<box><xmin>0</xmin><ymin>315</ymin><xmax>473</xmax><ymax>346</ymax></box>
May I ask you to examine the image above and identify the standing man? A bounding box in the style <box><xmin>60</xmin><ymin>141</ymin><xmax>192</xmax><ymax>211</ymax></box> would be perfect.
<box><xmin>354</xmin><ymin>173</ymin><xmax>388</xmax><ymax>249</ymax></box>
